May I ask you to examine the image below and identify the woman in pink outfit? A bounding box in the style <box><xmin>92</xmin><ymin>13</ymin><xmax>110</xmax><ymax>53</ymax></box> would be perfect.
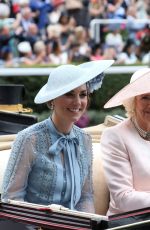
<box><xmin>101</xmin><ymin>68</ymin><xmax>150</xmax><ymax>216</ymax></box>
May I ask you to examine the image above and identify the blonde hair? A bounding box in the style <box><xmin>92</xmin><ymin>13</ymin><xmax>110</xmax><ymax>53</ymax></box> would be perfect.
<box><xmin>47</xmin><ymin>24</ymin><xmax>61</xmax><ymax>39</ymax></box>
<box><xmin>33</xmin><ymin>41</ymin><xmax>46</xmax><ymax>54</ymax></box>
<box><xmin>19</xmin><ymin>0</ymin><xmax>29</xmax><ymax>6</ymax></box>
<box><xmin>123</xmin><ymin>97</ymin><xmax>135</xmax><ymax>118</ymax></box>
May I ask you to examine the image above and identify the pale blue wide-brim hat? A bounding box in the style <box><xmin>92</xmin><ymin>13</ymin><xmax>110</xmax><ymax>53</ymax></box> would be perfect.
<box><xmin>34</xmin><ymin>60</ymin><xmax>114</xmax><ymax>104</ymax></box>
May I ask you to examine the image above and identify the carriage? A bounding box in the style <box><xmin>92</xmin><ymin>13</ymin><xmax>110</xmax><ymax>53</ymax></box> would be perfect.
<box><xmin>0</xmin><ymin>84</ymin><xmax>150</xmax><ymax>229</ymax></box>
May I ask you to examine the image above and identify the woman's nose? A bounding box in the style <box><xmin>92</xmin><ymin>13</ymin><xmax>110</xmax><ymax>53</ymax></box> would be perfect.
<box><xmin>73</xmin><ymin>95</ymin><xmax>81</xmax><ymax>105</ymax></box>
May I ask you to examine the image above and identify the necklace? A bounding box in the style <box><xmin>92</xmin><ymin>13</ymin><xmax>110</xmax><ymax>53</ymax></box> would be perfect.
<box><xmin>132</xmin><ymin>118</ymin><xmax>150</xmax><ymax>141</ymax></box>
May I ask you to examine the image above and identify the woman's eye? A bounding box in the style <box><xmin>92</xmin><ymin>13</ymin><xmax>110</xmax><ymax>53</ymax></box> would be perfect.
<box><xmin>65</xmin><ymin>92</ymin><xmax>73</xmax><ymax>97</ymax></box>
<box><xmin>80</xmin><ymin>93</ymin><xmax>88</xmax><ymax>98</ymax></box>
<box><xmin>65</xmin><ymin>92</ymin><xmax>88</xmax><ymax>98</ymax></box>
<box><xmin>141</xmin><ymin>96</ymin><xmax>150</xmax><ymax>100</ymax></box>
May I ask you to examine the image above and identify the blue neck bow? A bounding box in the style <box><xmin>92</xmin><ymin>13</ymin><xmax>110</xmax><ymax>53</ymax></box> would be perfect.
<box><xmin>47</xmin><ymin>118</ymin><xmax>81</xmax><ymax>209</ymax></box>
<box><xmin>49</xmin><ymin>136</ymin><xmax>79</xmax><ymax>155</ymax></box>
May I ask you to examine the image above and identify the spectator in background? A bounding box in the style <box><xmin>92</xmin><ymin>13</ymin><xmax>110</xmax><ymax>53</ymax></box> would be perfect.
<box><xmin>117</xmin><ymin>39</ymin><xmax>139</xmax><ymax>64</ymax></box>
<box><xmin>49</xmin><ymin>38</ymin><xmax>68</xmax><ymax>65</ymax></box>
<box><xmin>17</xmin><ymin>40</ymin><xmax>50</xmax><ymax>65</ymax></box>
<box><xmin>19</xmin><ymin>6</ymin><xmax>34</xmax><ymax>32</ymax></box>
<box><xmin>136</xmin><ymin>25</ymin><xmax>150</xmax><ymax>63</ymax></box>
<box><xmin>101</xmin><ymin>46</ymin><xmax>117</xmax><ymax>61</ymax></box>
<box><xmin>0</xmin><ymin>24</ymin><xmax>15</xmax><ymax>57</ymax></box>
<box><xmin>14</xmin><ymin>6</ymin><xmax>35</xmax><ymax>40</ymax></box>
<box><xmin>68</xmin><ymin>42</ymin><xmax>90</xmax><ymax>63</ymax></box>
<box><xmin>89</xmin><ymin>0</ymin><xmax>108</xmax><ymax>20</ymax></box>
<box><xmin>105</xmin><ymin>25</ymin><xmax>124</xmax><ymax>53</ymax></box>
<box><xmin>106</xmin><ymin>0</ymin><xmax>128</xmax><ymax>19</ymax></box>
<box><xmin>90</xmin><ymin>44</ymin><xmax>103</xmax><ymax>61</ymax></box>
<box><xmin>57</xmin><ymin>11</ymin><xmax>73</xmax><ymax>44</ymax></box>
<box><xmin>0</xmin><ymin>46</ymin><xmax>19</xmax><ymax>67</ymax></box>
<box><xmin>25</xmin><ymin>23</ymin><xmax>41</xmax><ymax>48</ymax></box>
<box><xmin>65</xmin><ymin>0</ymin><xmax>91</xmax><ymax>28</ymax></box>
<box><xmin>0</xmin><ymin>2</ymin><xmax>10</xmax><ymax>19</ymax></box>
<box><xmin>0</xmin><ymin>0</ymin><xmax>149</xmax><ymax>67</ymax></box>
<box><xmin>46</xmin><ymin>24</ymin><xmax>62</xmax><ymax>42</ymax></box>
<box><xmin>142</xmin><ymin>52</ymin><xmax>150</xmax><ymax>64</ymax></box>
<box><xmin>73</xmin><ymin>26</ymin><xmax>92</xmax><ymax>61</ymax></box>
<box><xmin>65</xmin><ymin>0</ymin><xmax>83</xmax><ymax>26</ymax></box>
<box><xmin>141</xmin><ymin>33</ymin><xmax>150</xmax><ymax>64</ymax></box>
<box><xmin>56</xmin><ymin>12</ymin><xmax>77</xmax><ymax>53</ymax></box>
<box><xmin>17</xmin><ymin>40</ymin><xmax>35</xmax><ymax>65</ymax></box>
<box><xmin>29</xmin><ymin>0</ymin><xmax>53</xmax><ymax>30</ymax></box>
<box><xmin>46</xmin><ymin>24</ymin><xmax>65</xmax><ymax>58</ymax></box>
<box><xmin>135</xmin><ymin>0</ymin><xmax>150</xmax><ymax>19</ymax></box>
<box><xmin>49</xmin><ymin>0</ymin><xmax>66</xmax><ymax>24</ymax></box>
<box><xmin>33</xmin><ymin>40</ymin><xmax>51</xmax><ymax>64</ymax></box>
<box><xmin>126</xmin><ymin>5</ymin><xmax>147</xmax><ymax>42</ymax></box>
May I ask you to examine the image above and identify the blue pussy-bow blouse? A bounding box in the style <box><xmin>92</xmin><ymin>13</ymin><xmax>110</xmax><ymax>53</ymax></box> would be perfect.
<box><xmin>48</xmin><ymin>118</ymin><xmax>81</xmax><ymax>209</ymax></box>
<box><xmin>2</xmin><ymin>118</ymin><xmax>93</xmax><ymax>211</ymax></box>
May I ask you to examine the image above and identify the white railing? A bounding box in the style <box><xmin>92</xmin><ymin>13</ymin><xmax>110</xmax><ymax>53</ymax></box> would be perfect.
<box><xmin>90</xmin><ymin>18</ymin><xmax>150</xmax><ymax>43</ymax></box>
<box><xmin>0</xmin><ymin>65</ymin><xmax>149</xmax><ymax>77</ymax></box>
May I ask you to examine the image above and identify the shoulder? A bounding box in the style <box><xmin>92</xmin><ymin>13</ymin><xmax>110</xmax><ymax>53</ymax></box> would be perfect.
<box><xmin>101</xmin><ymin>118</ymin><xmax>131</xmax><ymax>140</ymax></box>
<box><xmin>16</xmin><ymin>119</ymin><xmax>49</xmax><ymax>142</ymax></box>
<box><xmin>11</xmin><ymin>119</ymin><xmax>54</xmax><ymax>155</ymax></box>
<box><xmin>73</xmin><ymin>125</ymin><xmax>92</xmax><ymax>142</ymax></box>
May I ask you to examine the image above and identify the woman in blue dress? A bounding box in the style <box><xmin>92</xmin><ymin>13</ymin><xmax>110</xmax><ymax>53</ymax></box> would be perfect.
<box><xmin>1</xmin><ymin>60</ymin><xmax>113</xmax><ymax>213</ymax></box>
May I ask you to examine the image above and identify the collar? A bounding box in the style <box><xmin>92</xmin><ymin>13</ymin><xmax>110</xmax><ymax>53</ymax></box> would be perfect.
<box><xmin>48</xmin><ymin>118</ymin><xmax>79</xmax><ymax>155</ymax></box>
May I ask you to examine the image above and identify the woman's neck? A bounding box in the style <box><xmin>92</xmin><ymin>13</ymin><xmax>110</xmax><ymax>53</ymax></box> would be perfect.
<box><xmin>132</xmin><ymin>117</ymin><xmax>150</xmax><ymax>141</ymax></box>
<box><xmin>51</xmin><ymin>115</ymin><xmax>73</xmax><ymax>134</ymax></box>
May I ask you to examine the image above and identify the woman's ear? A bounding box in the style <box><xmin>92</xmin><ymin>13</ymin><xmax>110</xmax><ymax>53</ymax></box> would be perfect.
<box><xmin>47</xmin><ymin>100</ymin><xmax>54</xmax><ymax>110</ymax></box>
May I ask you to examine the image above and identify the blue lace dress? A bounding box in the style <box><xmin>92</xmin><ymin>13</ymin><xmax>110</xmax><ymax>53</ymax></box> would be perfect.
<box><xmin>2</xmin><ymin>118</ymin><xmax>95</xmax><ymax>213</ymax></box>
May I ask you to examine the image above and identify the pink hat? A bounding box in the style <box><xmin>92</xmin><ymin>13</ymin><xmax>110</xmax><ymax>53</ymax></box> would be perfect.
<box><xmin>104</xmin><ymin>68</ymin><xmax>150</xmax><ymax>108</ymax></box>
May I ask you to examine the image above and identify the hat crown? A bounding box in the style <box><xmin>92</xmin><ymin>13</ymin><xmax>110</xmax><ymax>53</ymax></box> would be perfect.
<box><xmin>18</xmin><ymin>41</ymin><xmax>32</xmax><ymax>53</ymax></box>
<box><xmin>46</xmin><ymin>65</ymin><xmax>85</xmax><ymax>91</ymax></box>
<box><xmin>130</xmin><ymin>68</ymin><xmax>150</xmax><ymax>83</ymax></box>
<box><xmin>0</xmin><ymin>84</ymin><xmax>25</xmax><ymax>104</ymax></box>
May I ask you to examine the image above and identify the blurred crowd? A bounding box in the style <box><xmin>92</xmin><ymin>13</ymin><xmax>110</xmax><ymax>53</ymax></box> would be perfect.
<box><xmin>0</xmin><ymin>0</ymin><xmax>150</xmax><ymax>67</ymax></box>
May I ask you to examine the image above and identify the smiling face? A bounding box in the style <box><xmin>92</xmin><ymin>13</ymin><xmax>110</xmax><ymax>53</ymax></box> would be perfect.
<box><xmin>135</xmin><ymin>93</ymin><xmax>150</xmax><ymax>131</ymax></box>
<box><xmin>51</xmin><ymin>84</ymin><xmax>88</xmax><ymax>133</ymax></box>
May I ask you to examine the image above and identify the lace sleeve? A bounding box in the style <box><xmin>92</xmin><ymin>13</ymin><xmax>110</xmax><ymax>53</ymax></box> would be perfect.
<box><xmin>75</xmin><ymin>134</ymin><xmax>95</xmax><ymax>213</ymax></box>
<box><xmin>1</xmin><ymin>132</ymin><xmax>36</xmax><ymax>202</ymax></box>
<box><xmin>75</xmin><ymin>171</ymin><xmax>95</xmax><ymax>213</ymax></box>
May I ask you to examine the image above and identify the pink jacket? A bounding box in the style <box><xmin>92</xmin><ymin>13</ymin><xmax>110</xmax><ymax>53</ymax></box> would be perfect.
<box><xmin>101</xmin><ymin>118</ymin><xmax>150</xmax><ymax>216</ymax></box>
